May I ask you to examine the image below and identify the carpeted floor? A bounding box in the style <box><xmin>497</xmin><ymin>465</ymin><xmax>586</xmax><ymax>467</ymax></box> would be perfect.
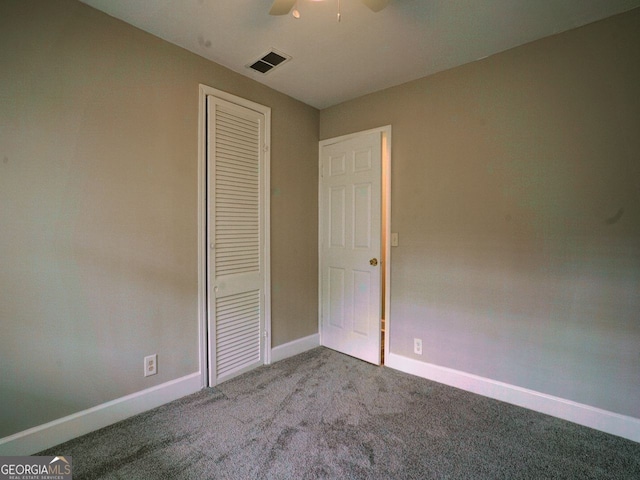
<box><xmin>41</xmin><ymin>347</ymin><xmax>640</xmax><ymax>479</ymax></box>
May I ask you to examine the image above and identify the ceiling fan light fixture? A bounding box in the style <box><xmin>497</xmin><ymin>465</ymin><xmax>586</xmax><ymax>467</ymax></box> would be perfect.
<box><xmin>269</xmin><ymin>0</ymin><xmax>389</xmax><ymax>16</ymax></box>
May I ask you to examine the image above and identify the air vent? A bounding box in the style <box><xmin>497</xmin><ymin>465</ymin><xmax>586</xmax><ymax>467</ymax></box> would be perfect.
<box><xmin>247</xmin><ymin>49</ymin><xmax>291</xmax><ymax>75</ymax></box>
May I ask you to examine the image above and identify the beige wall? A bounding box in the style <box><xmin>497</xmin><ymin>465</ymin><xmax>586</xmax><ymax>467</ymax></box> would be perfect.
<box><xmin>321</xmin><ymin>9</ymin><xmax>640</xmax><ymax>418</ymax></box>
<box><xmin>2</xmin><ymin>0</ymin><xmax>638</xmax><ymax>442</ymax></box>
<box><xmin>0</xmin><ymin>0</ymin><xmax>318</xmax><ymax>437</ymax></box>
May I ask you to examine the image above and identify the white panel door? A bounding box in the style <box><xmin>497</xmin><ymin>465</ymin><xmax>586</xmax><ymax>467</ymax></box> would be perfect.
<box><xmin>320</xmin><ymin>131</ymin><xmax>382</xmax><ymax>365</ymax></box>
<box><xmin>207</xmin><ymin>95</ymin><xmax>267</xmax><ymax>385</ymax></box>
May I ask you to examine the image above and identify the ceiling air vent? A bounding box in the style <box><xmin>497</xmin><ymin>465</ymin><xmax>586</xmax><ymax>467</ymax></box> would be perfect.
<box><xmin>247</xmin><ymin>49</ymin><xmax>291</xmax><ymax>74</ymax></box>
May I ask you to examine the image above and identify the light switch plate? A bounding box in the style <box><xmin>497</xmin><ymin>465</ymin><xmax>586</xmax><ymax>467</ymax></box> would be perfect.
<box><xmin>391</xmin><ymin>232</ymin><xmax>399</xmax><ymax>247</ymax></box>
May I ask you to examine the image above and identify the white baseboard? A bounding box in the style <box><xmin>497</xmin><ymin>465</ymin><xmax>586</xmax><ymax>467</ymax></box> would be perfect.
<box><xmin>0</xmin><ymin>372</ymin><xmax>203</xmax><ymax>456</ymax></box>
<box><xmin>271</xmin><ymin>333</ymin><xmax>320</xmax><ymax>363</ymax></box>
<box><xmin>385</xmin><ymin>352</ymin><xmax>640</xmax><ymax>444</ymax></box>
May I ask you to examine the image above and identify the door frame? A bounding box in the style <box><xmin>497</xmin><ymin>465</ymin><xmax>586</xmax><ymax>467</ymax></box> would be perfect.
<box><xmin>198</xmin><ymin>84</ymin><xmax>272</xmax><ymax>388</ymax></box>
<box><xmin>318</xmin><ymin>125</ymin><xmax>392</xmax><ymax>362</ymax></box>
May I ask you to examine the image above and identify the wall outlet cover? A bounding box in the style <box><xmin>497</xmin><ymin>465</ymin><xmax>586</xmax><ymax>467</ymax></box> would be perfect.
<box><xmin>144</xmin><ymin>354</ymin><xmax>158</xmax><ymax>377</ymax></box>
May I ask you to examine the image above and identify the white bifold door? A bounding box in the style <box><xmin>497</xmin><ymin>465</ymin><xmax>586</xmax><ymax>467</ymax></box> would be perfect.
<box><xmin>207</xmin><ymin>94</ymin><xmax>270</xmax><ymax>386</ymax></box>
<box><xmin>320</xmin><ymin>131</ymin><xmax>382</xmax><ymax>365</ymax></box>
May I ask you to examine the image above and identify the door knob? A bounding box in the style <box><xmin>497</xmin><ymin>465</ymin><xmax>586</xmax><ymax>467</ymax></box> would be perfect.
<box><xmin>369</xmin><ymin>258</ymin><xmax>378</xmax><ymax>266</ymax></box>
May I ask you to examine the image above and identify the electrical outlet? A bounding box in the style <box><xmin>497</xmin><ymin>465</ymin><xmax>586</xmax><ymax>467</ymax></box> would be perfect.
<box><xmin>144</xmin><ymin>354</ymin><xmax>157</xmax><ymax>377</ymax></box>
<box><xmin>414</xmin><ymin>338</ymin><xmax>422</xmax><ymax>355</ymax></box>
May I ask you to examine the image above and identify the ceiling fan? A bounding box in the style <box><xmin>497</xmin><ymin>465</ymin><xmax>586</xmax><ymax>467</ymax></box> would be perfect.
<box><xmin>269</xmin><ymin>0</ymin><xmax>390</xmax><ymax>16</ymax></box>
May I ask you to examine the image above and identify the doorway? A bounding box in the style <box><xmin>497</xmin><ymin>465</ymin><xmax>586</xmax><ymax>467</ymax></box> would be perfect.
<box><xmin>198</xmin><ymin>85</ymin><xmax>272</xmax><ymax>387</ymax></box>
<box><xmin>318</xmin><ymin>126</ymin><xmax>391</xmax><ymax>365</ymax></box>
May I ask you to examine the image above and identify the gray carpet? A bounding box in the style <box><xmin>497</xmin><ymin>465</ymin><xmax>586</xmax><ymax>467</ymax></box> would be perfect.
<box><xmin>41</xmin><ymin>347</ymin><xmax>640</xmax><ymax>479</ymax></box>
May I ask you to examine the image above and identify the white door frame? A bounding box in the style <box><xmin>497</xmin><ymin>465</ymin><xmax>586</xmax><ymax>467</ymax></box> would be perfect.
<box><xmin>318</xmin><ymin>125</ymin><xmax>392</xmax><ymax>362</ymax></box>
<box><xmin>198</xmin><ymin>84</ymin><xmax>272</xmax><ymax>388</ymax></box>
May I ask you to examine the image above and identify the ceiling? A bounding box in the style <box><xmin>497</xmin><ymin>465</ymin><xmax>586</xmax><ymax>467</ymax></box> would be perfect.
<box><xmin>80</xmin><ymin>0</ymin><xmax>640</xmax><ymax>109</ymax></box>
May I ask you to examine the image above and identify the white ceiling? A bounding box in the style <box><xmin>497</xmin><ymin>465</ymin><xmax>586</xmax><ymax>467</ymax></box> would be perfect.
<box><xmin>80</xmin><ymin>0</ymin><xmax>640</xmax><ymax>109</ymax></box>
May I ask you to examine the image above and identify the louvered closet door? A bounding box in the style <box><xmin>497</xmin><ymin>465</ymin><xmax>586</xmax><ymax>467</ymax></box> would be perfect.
<box><xmin>208</xmin><ymin>96</ymin><xmax>266</xmax><ymax>385</ymax></box>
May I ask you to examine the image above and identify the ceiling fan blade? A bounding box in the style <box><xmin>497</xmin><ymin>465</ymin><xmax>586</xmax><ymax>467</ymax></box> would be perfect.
<box><xmin>361</xmin><ymin>0</ymin><xmax>390</xmax><ymax>13</ymax></box>
<box><xmin>269</xmin><ymin>0</ymin><xmax>297</xmax><ymax>15</ymax></box>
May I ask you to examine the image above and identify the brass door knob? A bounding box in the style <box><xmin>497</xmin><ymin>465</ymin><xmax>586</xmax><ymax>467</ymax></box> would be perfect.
<box><xmin>370</xmin><ymin>258</ymin><xmax>378</xmax><ymax>266</ymax></box>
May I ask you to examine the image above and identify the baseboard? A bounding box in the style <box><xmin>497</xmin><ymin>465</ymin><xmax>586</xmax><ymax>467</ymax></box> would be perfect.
<box><xmin>0</xmin><ymin>372</ymin><xmax>203</xmax><ymax>456</ymax></box>
<box><xmin>385</xmin><ymin>353</ymin><xmax>640</xmax><ymax>444</ymax></box>
<box><xmin>271</xmin><ymin>333</ymin><xmax>320</xmax><ymax>363</ymax></box>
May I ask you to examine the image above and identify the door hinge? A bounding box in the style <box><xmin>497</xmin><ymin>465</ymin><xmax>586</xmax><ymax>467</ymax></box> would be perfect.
<box><xmin>263</xmin><ymin>144</ymin><xmax>269</xmax><ymax>153</ymax></box>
